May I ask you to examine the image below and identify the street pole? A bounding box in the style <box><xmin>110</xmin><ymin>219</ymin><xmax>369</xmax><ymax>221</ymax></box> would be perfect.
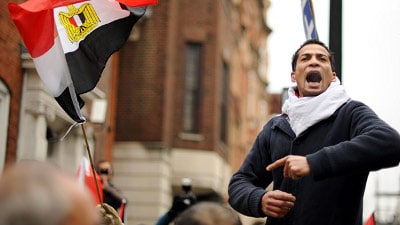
<box><xmin>329</xmin><ymin>0</ymin><xmax>342</xmax><ymax>82</ymax></box>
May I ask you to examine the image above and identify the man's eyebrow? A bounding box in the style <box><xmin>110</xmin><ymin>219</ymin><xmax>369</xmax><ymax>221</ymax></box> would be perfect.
<box><xmin>299</xmin><ymin>53</ymin><xmax>312</xmax><ymax>58</ymax></box>
<box><xmin>299</xmin><ymin>52</ymin><xmax>329</xmax><ymax>58</ymax></box>
<box><xmin>316</xmin><ymin>53</ymin><xmax>329</xmax><ymax>57</ymax></box>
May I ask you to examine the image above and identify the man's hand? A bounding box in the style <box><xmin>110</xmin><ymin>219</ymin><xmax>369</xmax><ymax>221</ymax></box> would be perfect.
<box><xmin>261</xmin><ymin>190</ymin><xmax>296</xmax><ymax>218</ymax></box>
<box><xmin>266</xmin><ymin>155</ymin><xmax>311</xmax><ymax>180</ymax></box>
<box><xmin>97</xmin><ymin>203</ymin><xmax>124</xmax><ymax>225</ymax></box>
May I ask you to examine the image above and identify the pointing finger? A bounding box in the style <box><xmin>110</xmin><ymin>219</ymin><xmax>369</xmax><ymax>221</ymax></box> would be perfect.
<box><xmin>266</xmin><ymin>156</ymin><xmax>288</xmax><ymax>171</ymax></box>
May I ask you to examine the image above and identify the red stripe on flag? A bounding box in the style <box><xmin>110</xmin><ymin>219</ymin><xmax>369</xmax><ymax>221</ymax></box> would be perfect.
<box><xmin>116</xmin><ymin>0</ymin><xmax>158</xmax><ymax>7</ymax></box>
<box><xmin>18</xmin><ymin>0</ymin><xmax>86</xmax><ymax>12</ymax></box>
<box><xmin>8</xmin><ymin>0</ymin><xmax>87</xmax><ymax>57</ymax></box>
<box><xmin>8</xmin><ymin>4</ymin><xmax>55</xmax><ymax>58</ymax></box>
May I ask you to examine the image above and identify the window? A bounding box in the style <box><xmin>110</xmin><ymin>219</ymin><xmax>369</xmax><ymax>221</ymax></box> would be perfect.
<box><xmin>220</xmin><ymin>62</ymin><xmax>228</xmax><ymax>143</ymax></box>
<box><xmin>0</xmin><ymin>81</ymin><xmax>10</xmax><ymax>171</ymax></box>
<box><xmin>183</xmin><ymin>43</ymin><xmax>202</xmax><ymax>133</ymax></box>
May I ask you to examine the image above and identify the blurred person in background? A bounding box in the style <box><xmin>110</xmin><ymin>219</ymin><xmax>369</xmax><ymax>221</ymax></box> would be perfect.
<box><xmin>96</xmin><ymin>160</ymin><xmax>127</xmax><ymax>220</ymax></box>
<box><xmin>155</xmin><ymin>178</ymin><xmax>197</xmax><ymax>225</ymax></box>
<box><xmin>0</xmin><ymin>160</ymin><xmax>125</xmax><ymax>225</ymax></box>
<box><xmin>0</xmin><ymin>160</ymin><xmax>100</xmax><ymax>225</ymax></box>
<box><xmin>174</xmin><ymin>201</ymin><xmax>242</xmax><ymax>225</ymax></box>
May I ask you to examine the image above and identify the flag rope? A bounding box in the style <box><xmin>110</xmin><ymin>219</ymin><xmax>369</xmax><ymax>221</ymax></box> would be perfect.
<box><xmin>59</xmin><ymin>122</ymin><xmax>81</xmax><ymax>142</ymax></box>
<box><xmin>80</xmin><ymin>123</ymin><xmax>104</xmax><ymax>206</ymax></box>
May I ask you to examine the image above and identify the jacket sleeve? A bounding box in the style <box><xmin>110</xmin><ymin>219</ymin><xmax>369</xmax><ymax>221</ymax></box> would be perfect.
<box><xmin>307</xmin><ymin>101</ymin><xmax>400</xmax><ymax>180</ymax></box>
<box><xmin>228</xmin><ymin>124</ymin><xmax>273</xmax><ymax>217</ymax></box>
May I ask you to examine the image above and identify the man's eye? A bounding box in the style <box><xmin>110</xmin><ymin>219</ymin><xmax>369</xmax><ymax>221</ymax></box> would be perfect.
<box><xmin>318</xmin><ymin>56</ymin><xmax>328</xmax><ymax>62</ymax></box>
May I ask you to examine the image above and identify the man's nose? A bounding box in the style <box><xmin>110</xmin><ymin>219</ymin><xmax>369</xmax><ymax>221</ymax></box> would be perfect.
<box><xmin>308</xmin><ymin>56</ymin><xmax>320</xmax><ymax>66</ymax></box>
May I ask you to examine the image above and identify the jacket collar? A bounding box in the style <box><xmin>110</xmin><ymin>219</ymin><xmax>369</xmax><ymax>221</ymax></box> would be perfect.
<box><xmin>271</xmin><ymin>115</ymin><xmax>296</xmax><ymax>138</ymax></box>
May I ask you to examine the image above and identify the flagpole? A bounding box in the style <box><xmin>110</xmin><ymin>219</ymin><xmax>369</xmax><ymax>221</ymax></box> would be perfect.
<box><xmin>81</xmin><ymin>123</ymin><xmax>104</xmax><ymax>206</ymax></box>
<box><xmin>302</xmin><ymin>0</ymin><xmax>319</xmax><ymax>40</ymax></box>
<box><xmin>308</xmin><ymin>0</ymin><xmax>318</xmax><ymax>40</ymax></box>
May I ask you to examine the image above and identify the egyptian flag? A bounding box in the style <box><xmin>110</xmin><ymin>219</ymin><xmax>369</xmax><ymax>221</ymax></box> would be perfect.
<box><xmin>8</xmin><ymin>0</ymin><xmax>157</xmax><ymax>123</ymax></box>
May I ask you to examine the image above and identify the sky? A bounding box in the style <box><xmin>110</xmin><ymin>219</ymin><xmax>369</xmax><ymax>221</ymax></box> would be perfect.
<box><xmin>267</xmin><ymin>0</ymin><xmax>400</xmax><ymax>221</ymax></box>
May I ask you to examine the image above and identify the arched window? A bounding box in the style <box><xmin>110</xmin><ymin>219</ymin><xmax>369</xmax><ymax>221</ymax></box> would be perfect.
<box><xmin>0</xmin><ymin>80</ymin><xmax>10</xmax><ymax>171</ymax></box>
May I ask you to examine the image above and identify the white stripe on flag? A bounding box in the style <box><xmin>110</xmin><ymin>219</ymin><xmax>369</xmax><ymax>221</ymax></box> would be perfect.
<box><xmin>33</xmin><ymin>36</ymin><xmax>72</xmax><ymax>97</ymax></box>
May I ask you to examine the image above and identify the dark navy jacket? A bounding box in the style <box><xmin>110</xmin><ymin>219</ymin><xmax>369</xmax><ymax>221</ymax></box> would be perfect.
<box><xmin>228</xmin><ymin>100</ymin><xmax>400</xmax><ymax>225</ymax></box>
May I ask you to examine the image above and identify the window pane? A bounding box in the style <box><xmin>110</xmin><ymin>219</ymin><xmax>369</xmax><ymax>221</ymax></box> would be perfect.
<box><xmin>220</xmin><ymin>62</ymin><xmax>228</xmax><ymax>142</ymax></box>
<box><xmin>183</xmin><ymin>43</ymin><xmax>202</xmax><ymax>133</ymax></box>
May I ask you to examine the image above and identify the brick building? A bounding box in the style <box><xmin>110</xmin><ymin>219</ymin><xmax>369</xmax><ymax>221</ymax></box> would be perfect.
<box><xmin>0</xmin><ymin>0</ymin><xmax>24</xmax><ymax>169</ymax></box>
<box><xmin>112</xmin><ymin>0</ymin><xmax>271</xmax><ymax>224</ymax></box>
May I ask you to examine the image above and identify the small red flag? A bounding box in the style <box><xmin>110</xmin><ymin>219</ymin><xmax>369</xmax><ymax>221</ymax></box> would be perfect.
<box><xmin>76</xmin><ymin>157</ymin><xmax>103</xmax><ymax>204</ymax></box>
<box><xmin>364</xmin><ymin>212</ymin><xmax>375</xmax><ymax>225</ymax></box>
<box><xmin>119</xmin><ymin>201</ymin><xmax>127</xmax><ymax>222</ymax></box>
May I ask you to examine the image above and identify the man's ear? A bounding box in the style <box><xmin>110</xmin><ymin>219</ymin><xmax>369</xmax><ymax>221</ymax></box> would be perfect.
<box><xmin>291</xmin><ymin>72</ymin><xmax>296</xmax><ymax>82</ymax></box>
<box><xmin>331</xmin><ymin>72</ymin><xmax>337</xmax><ymax>82</ymax></box>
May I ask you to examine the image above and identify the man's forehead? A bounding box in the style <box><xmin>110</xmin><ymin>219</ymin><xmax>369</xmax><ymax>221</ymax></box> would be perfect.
<box><xmin>298</xmin><ymin>44</ymin><xmax>330</xmax><ymax>56</ymax></box>
<box><xmin>99</xmin><ymin>162</ymin><xmax>110</xmax><ymax>167</ymax></box>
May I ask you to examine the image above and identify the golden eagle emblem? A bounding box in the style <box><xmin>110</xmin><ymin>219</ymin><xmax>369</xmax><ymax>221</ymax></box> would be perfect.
<box><xmin>59</xmin><ymin>4</ymin><xmax>100</xmax><ymax>43</ymax></box>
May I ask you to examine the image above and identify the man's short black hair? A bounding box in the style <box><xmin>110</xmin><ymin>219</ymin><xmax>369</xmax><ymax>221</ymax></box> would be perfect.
<box><xmin>291</xmin><ymin>39</ymin><xmax>336</xmax><ymax>72</ymax></box>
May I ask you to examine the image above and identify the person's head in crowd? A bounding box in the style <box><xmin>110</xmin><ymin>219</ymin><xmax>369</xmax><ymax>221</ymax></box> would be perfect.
<box><xmin>174</xmin><ymin>202</ymin><xmax>242</xmax><ymax>225</ymax></box>
<box><xmin>96</xmin><ymin>160</ymin><xmax>114</xmax><ymax>181</ymax></box>
<box><xmin>0</xmin><ymin>160</ymin><xmax>100</xmax><ymax>225</ymax></box>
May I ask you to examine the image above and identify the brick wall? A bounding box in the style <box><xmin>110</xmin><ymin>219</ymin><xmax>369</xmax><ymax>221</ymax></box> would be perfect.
<box><xmin>0</xmin><ymin>1</ymin><xmax>24</xmax><ymax>166</ymax></box>
<box><xmin>116</xmin><ymin>2</ymin><xmax>168</xmax><ymax>142</ymax></box>
<box><xmin>115</xmin><ymin>0</ymin><xmax>270</xmax><ymax>162</ymax></box>
<box><xmin>116</xmin><ymin>1</ymin><xmax>220</xmax><ymax>150</ymax></box>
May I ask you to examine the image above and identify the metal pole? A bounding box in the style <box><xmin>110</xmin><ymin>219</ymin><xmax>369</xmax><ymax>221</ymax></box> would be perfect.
<box><xmin>329</xmin><ymin>0</ymin><xmax>342</xmax><ymax>81</ymax></box>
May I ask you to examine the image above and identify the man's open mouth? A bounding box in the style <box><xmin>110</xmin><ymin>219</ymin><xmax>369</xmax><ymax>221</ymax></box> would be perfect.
<box><xmin>306</xmin><ymin>72</ymin><xmax>322</xmax><ymax>83</ymax></box>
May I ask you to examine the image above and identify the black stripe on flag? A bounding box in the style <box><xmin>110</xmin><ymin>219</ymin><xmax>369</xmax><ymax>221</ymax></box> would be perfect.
<box><xmin>56</xmin><ymin>86</ymin><xmax>85</xmax><ymax>123</ymax></box>
<box><xmin>65</xmin><ymin>8</ymin><xmax>144</xmax><ymax>95</ymax></box>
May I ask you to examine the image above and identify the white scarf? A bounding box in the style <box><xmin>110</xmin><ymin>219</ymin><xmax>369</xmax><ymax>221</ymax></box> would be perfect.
<box><xmin>281</xmin><ymin>79</ymin><xmax>350</xmax><ymax>136</ymax></box>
